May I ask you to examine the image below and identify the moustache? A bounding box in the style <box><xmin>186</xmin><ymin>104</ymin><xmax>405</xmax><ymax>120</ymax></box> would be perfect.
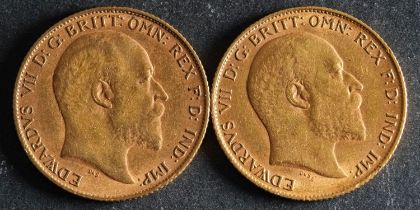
<box><xmin>148</xmin><ymin>102</ymin><xmax>165</xmax><ymax>119</ymax></box>
<box><xmin>350</xmin><ymin>92</ymin><xmax>363</xmax><ymax>110</ymax></box>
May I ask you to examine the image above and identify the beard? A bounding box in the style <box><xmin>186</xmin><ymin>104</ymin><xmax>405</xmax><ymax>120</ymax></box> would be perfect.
<box><xmin>110</xmin><ymin>101</ymin><xmax>165</xmax><ymax>150</ymax></box>
<box><xmin>112</xmin><ymin>116</ymin><xmax>163</xmax><ymax>151</ymax></box>
<box><xmin>309</xmin><ymin>100</ymin><xmax>366</xmax><ymax>142</ymax></box>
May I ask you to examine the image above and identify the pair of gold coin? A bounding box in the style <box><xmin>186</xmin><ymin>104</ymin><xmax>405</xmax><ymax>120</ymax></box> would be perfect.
<box><xmin>13</xmin><ymin>6</ymin><xmax>406</xmax><ymax>201</ymax></box>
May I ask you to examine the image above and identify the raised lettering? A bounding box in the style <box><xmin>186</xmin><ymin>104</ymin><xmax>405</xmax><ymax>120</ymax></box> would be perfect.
<box><xmin>218</xmin><ymin>88</ymin><xmax>232</xmax><ymax>115</ymax></box>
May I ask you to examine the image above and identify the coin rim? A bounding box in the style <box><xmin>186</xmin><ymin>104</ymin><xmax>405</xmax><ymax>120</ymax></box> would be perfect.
<box><xmin>211</xmin><ymin>6</ymin><xmax>407</xmax><ymax>200</ymax></box>
<box><xmin>13</xmin><ymin>6</ymin><xmax>210</xmax><ymax>201</ymax></box>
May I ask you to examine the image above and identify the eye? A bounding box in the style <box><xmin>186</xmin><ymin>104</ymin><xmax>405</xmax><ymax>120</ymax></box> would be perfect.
<box><xmin>138</xmin><ymin>77</ymin><xmax>146</xmax><ymax>84</ymax></box>
<box><xmin>138</xmin><ymin>68</ymin><xmax>153</xmax><ymax>84</ymax></box>
<box><xmin>328</xmin><ymin>65</ymin><xmax>343</xmax><ymax>80</ymax></box>
<box><xmin>333</xmin><ymin>70</ymin><xmax>343</xmax><ymax>80</ymax></box>
<box><xmin>138</xmin><ymin>75</ymin><xmax>151</xmax><ymax>84</ymax></box>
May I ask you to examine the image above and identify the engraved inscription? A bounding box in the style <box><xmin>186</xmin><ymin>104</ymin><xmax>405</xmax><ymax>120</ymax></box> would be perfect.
<box><xmin>235</xmin><ymin>45</ymin><xmax>250</xmax><ymax>61</ymax></box>
<box><xmin>308</xmin><ymin>15</ymin><xmax>352</xmax><ymax>35</ymax></box>
<box><xmin>249</xmin><ymin>16</ymin><xmax>301</xmax><ymax>47</ymax></box>
<box><xmin>20</xmin><ymin>71</ymin><xmax>38</xmax><ymax>97</ymax></box>
<box><xmin>354</xmin><ymin>32</ymin><xmax>387</xmax><ymax>66</ymax></box>
<box><xmin>15</xmin><ymin>7</ymin><xmax>210</xmax><ymax>200</ymax></box>
<box><xmin>32</xmin><ymin>50</ymin><xmax>50</xmax><ymax>67</ymax></box>
<box><xmin>299</xmin><ymin>171</ymin><xmax>315</xmax><ymax>182</ymax></box>
<box><xmin>52</xmin><ymin>32</ymin><xmax>168</xmax><ymax>184</ymax></box>
<box><xmin>188</xmin><ymin>85</ymin><xmax>203</xmax><ymax>121</ymax></box>
<box><xmin>48</xmin><ymin>34</ymin><xmax>64</xmax><ymax>49</ymax></box>
<box><xmin>128</xmin><ymin>16</ymin><xmax>168</xmax><ymax>44</ymax></box>
<box><xmin>169</xmin><ymin>43</ymin><xmax>197</xmax><ymax>80</ymax></box>
<box><xmin>217</xmin><ymin>88</ymin><xmax>232</xmax><ymax>115</ymax></box>
<box><xmin>221</xmin><ymin>120</ymin><xmax>295</xmax><ymax>190</ymax></box>
<box><xmin>88</xmin><ymin>169</ymin><xmax>99</xmax><ymax>178</ymax></box>
<box><xmin>65</xmin><ymin>15</ymin><xmax>124</xmax><ymax>38</ymax></box>
<box><xmin>354</xmin><ymin>150</ymin><xmax>380</xmax><ymax>178</ymax></box>
<box><xmin>140</xmin><ymin>161</ymin><xmax>170</xmax><ymax>186</ymax></box>
<box><xmin>247</xmin><ymin>33</ymin><xmax>366</xmax><ymax>178</ymax></box>
<box><xmin>212</xmin><ymin>7</ymin><xmax>407</xmax><ymax>200</ymax></box>
<box><xmin>20</xmin><ymin>106</ymin><xmax>83</xmax><ymax>187</ymax></box>
<box><xmin>171</xmin><ymin>129</ymin><xmax>197</xmax><ymax>162</ymax></box>
<box><xmin>378</xmin><ymin>112</ymin><xmax>399</xmax><ymax>149</ymax></box>
<box><xmin>223</xmin><ymin>63</ymin><xmax>240</xmax><ymax>81</ymax></box>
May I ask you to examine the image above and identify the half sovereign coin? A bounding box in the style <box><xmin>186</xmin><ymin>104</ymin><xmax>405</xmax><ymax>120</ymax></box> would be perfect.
<box><xmin>211</xmin><ymin>6</ymin><xmax>406</xmax><ymax>200</ymax></box>
<box><xmin>14</xmin><ymin>7</ymin><xmax>209</xmax><ymax>201</ymax></box>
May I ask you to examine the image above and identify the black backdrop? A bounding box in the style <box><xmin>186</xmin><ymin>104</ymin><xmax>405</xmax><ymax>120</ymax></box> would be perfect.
<box><xmin>0</xmin><ymin>0</ymin><xmax>419</xmax><ymax>209</ymax></box>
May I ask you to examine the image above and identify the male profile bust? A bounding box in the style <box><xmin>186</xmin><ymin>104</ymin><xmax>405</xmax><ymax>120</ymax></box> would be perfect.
<box><xmin>53</xmin><ymin>32</ymin><xmax>168</xmax><ymax>184</ymax></box>
<box><xmin>247</xmin><ymin>33</ymin><xmax>366</xmax><ymax>178</ymax></box>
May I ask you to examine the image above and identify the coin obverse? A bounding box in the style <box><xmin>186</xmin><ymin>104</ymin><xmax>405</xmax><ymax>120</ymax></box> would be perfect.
<box><xmin>14</xmin><ymin>7</ymin><xmax>209</xmax><ymax>201</ymax></box>
<box><xmin>212</xmin><ymin>6</ymin><xmax>407</xmax><ymax>200</ymax></box>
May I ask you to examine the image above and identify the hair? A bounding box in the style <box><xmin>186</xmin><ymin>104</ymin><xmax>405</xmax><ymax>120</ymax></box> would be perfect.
<box><xmin>247</xmin><ymin>33</ymin><xmax>339</xmax><ymax>129</ymax></box>
<box><xmin>53</xmin><ymin>32</ymin><xmax>147</xmax><ymax>121</ymax></box>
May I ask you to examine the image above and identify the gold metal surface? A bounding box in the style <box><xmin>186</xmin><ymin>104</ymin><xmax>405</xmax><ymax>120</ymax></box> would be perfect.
<box><xmin>14</xmin><ymin>7</ymin><xmax>209</xmax><ymax>201</ymax></box>
<box><xmin>212</xmin><ymin>6</ymin><xmax>407</xmax><ymax>200</ymax></box>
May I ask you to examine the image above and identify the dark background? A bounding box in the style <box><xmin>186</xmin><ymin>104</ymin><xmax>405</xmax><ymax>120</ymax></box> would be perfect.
<box><xmin>0</xmin><ymin>0</ymin><xmax>419</xmax><ymax>209</ymax></box>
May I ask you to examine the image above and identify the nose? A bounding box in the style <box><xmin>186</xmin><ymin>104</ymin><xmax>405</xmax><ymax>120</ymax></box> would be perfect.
<box><xmin>343</xmin><ymin>71</ymin><xmax>363</xmax><ymax>93</ymax></box>
<box><xmin>152</xmin><ymin>78</ymin><xmax>169</xmax><ymax>102</ymax></box>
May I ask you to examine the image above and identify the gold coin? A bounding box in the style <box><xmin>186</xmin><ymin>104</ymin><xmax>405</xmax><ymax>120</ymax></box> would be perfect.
<box><xmin>13</xmin><ymin>7</ymin><xmax>209</xmax><ymax>201</ymax></box>
<box><xmin>211</xmin><ymin>6</ymin><xmax>406</xmax><ymax>200</ymax></box>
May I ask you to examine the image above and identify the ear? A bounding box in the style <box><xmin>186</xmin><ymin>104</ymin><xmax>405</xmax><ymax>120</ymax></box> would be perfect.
<box><xmin>92</xmin><ymin>79</ymin><xmax>114</xmax><ymax>109</ymax></box>
<box><xmin>285</xmin><ymin>79</ymin><xmax>310</xmax><ymax>109</ymax></box>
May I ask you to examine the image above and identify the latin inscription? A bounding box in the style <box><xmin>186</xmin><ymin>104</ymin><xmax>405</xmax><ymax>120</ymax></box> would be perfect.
<box><xmin>169</xmin><ymin>43</ymin><xmax>198</xmax><ymax>80</ymax></box>
<box><xmin>19</xmin><ymin>105</ymin><xmax>83</xmax><ymax>187</ymax></box>
<box><xmin>308</xmin><ymin>15</ymin><xmax>352</xmax><ymax>34</ymax></box>
<box><xmin>221</xmin><ymin>120</ymin><xmax>295</xmax><ymax>191</ymax></box>
<box><xmin>20</xmin><ymin>71</ymin><xmax>38</xmax><ymax>97</ymax></box>
<box><xmin>188</xmin><ymin>85</ymin><xmax>203</xmax><ymax>121</ymax></box>
<box><xmin>248</xmin><ymin>16</ymin><xmax>302</xmax><ymax>47</ymax></box>
<box><xmin>128</xmin><ymin>17</ymin><xmax>168</xmax><ymax>43</ymax></box>
<box><xmin>354</xmin><ymin>150</ymin><xmax>380</xmax><ymax>178</ymax></box>
<box><xmin>378</xmin><ymin>112</ymin><xmax>399</xmax><ymax>149</ymax></box>
<box><xmin>17</xmin><ymin>11</ymin><xmax>208</xmax><ymax>190</ymax></box>
<box><xmin>139</xmin><ymin>161</ymin><xmax>170</xmax><ymax>186</ymax></box>
<box><xmin>22</xmin><ymin>14</ymin><xmax>196</xmax><ymax>98</ymax></box>
<box><xmin>217</xmin><ymin>88</ymin><xmax>232</xmax><ymax>115</ymax></box>
<box><xmin>66</xmin><ymin>15</ymin><xmax>124</xmax><ymax>37</ymax></box>
<box><xmin>171</xmin><ymin>128</ymin><xmax>197</xmax><ymax>162</ymax></box>
<box><xmin>223</xmin><ymin>63</ymin><xmax>240</xmax><ymax>81</ymax></box>
<box><xmin>215</xmin><ymin>13</ymin><xmax>403</xmax><ymax>183</ymax></box>
<box><xmin>381</xmin><ymin>68</ymin><xmax>400</xmax><ymax>104</ymax></box>
<box><xmin>354</xmin><ymin>32</ymin><xmax>386</xmax><ymax>66</ymax></box>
